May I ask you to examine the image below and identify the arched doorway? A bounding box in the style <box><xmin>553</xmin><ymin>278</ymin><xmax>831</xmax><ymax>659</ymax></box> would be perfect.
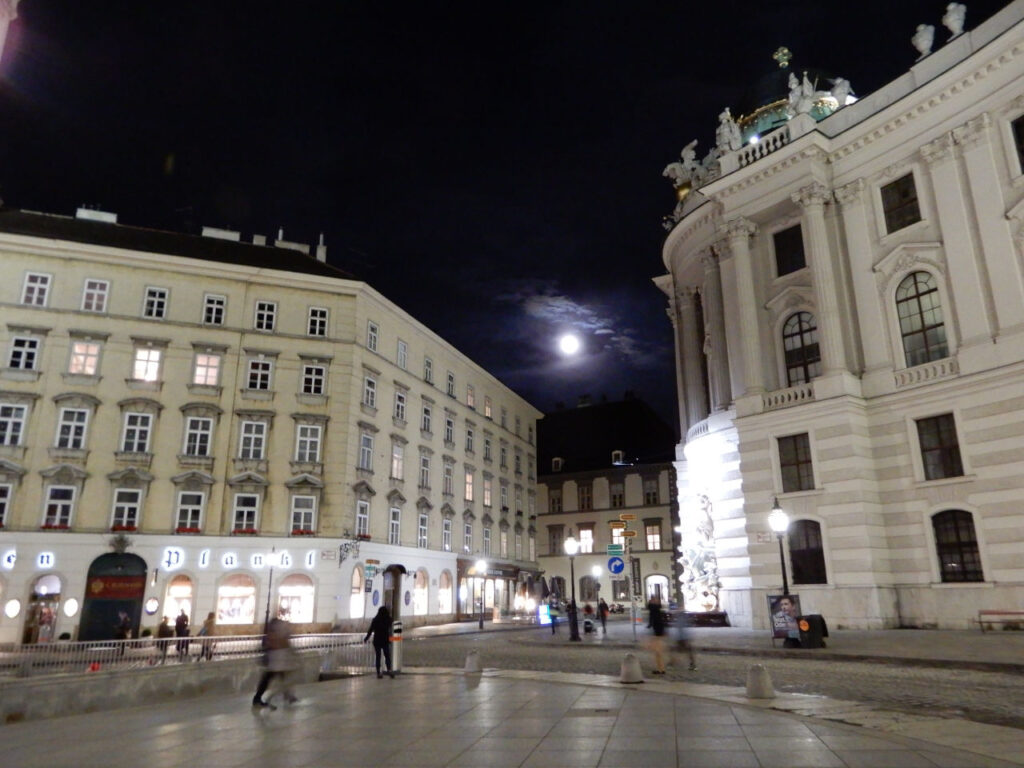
<box><xmin>413</xmin><ymin>569</ymin><xmax>428</xmax><ymax>616</ymax></box>
<box><xmin>23</xmin><ymin>574</ymin><xmax>63</xmax><ymax>644</ymax></box>
<box><xmin>164</xmin><ymin>574</ymin><xmax>194</xmax><ymax>624</ymax></box>
<box><xmin>79</xmin><ymin>553</ymin><xmax>147</xmax><ymax>641</ymax></box>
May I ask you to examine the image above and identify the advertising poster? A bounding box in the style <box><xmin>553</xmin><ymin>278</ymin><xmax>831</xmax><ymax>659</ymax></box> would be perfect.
<box><xmin>767</xmin><ymin>593</ymin><xmax>801</xmax><ymax>639</ymax></box>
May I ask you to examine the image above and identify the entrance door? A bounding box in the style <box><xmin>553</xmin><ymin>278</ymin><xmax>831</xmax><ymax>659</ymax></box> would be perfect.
<box><xmin>80</xmin><ymin>552</ymin><xmax>147</xmax><ymax>641</ymax></box>
<box><xmin>23</xmin><ymin>574</ymin><xmax>62</xmax><ymax>644</ymax></box>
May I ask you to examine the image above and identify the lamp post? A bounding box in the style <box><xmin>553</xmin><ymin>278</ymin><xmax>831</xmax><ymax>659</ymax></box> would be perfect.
<box><xmin>475</xmin><ymin>559</ymin><xmax>488</xmax><ymax>629</ymax></box>
<box><xmin>263</xmin><ymin>547</ymin><xmax>280</xmax><ymax>633</ymax></box>
<box><xmin>564</xmin><ymin>536</ymin><xmax>581</xmax><ymax>641</ymax></box>
<box><xmin>768</xmin><ymin>499</ymin><xmax>790</xmax><ymax>596</ymax></box>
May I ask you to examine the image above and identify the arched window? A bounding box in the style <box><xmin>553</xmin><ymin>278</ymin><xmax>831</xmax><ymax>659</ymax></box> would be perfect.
<box><xmin>277</xmin><ymin>574</ymin><xmax>314</xmax><ymax>624</ymax></box>
<box><xmin>165</xmin><ymin>575</ymin><xmax>194</xmax><ymax>622</ymax></box>
<box><xmin>896</xmin><ymin>272</ymin><xmax>948</xmax><ymax>367</ymax></box>
<box><xmin>789</xmin><ymin>520</ymin><xmax>827</xmax><ymax>584</ymax></box>
<box><xmin>579</xmin><ymin>575</ymin><xmax>599</xmax><ymax>603</ymax></box>
<box><xmin>782</xmin><ymin>312</ymin><xmax>821</xmax><ymax>386</ymax></box>
<box><xmin>932</xmin><ymin>510</ymin><xmax>983</xmax><ymax>582</ymax></box>
<box><xmin>438</xmin><ymin>571</ymin><xmax>453</xmax><ymax>614</ymax></box>
<box><xmin>216</xmin><ymin>574</ymin><xmax>256</xmax><ymax>625</ymax></box>
<box><xmin>349</xmin><ymin>565</ymin><xmax>364</xmax><ymax>619</ymax></box>
<box><xmin>413</xmin><ymin>569</ymin><xmax>428</xmax><ymax>615</ymax></box>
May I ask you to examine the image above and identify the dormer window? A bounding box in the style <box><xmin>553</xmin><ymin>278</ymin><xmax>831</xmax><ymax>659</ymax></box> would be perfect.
<box><xmin>552</xmin><ymin>457</ymin><xmax>563</xmax><ymax>472</ymax></box>
<box><xmin>611</xmin><ymin>450</ymin><xmax>625</xmax><ymax>465</ymax></box>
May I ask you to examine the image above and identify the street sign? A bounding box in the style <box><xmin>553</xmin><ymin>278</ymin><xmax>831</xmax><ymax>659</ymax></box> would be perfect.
<box><xmin>365</xmin><ymin>565</ymin><xmax>376</xmax><ymax>579</ymax></box>
<box><xmin>607</xmin><ymin>556</ymin><xmax>625</xmax><ymax>574</ymax></box>
<box><xmin>608</xmin><ymin>521</ymin><xmax>626</xmax><ymax>529</ymax></box>
<box><xmin>621</xmin><ymin>530</ymin><xmax>637</xmax><ymax>537</ymax></box>
<box><xmin>607</xmin><ymin>544</ymin><xmax>624</xmax><ymax>556</ymax></box>
<box><xmin>619</xmin><ymin>513</ymin><xmax>637</xmax><ymax>521</ymax></box>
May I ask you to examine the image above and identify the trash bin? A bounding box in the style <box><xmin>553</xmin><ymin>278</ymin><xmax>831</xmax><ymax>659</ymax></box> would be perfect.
<box><xmin>797</xmin><ymin>614</ymin><xmax>828</xmax><ymax>649</ymax></box>
<box><xmin>390</xmin><ymin>620</ymin><xmax>403</xmax><ymax>672</ymax></box>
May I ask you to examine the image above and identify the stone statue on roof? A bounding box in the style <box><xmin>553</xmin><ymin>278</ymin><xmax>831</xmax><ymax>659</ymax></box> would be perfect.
<box><xmin>943</xmin><ymin>3</ymin><xmax>966</xmax><ymax>38</ymax></box>
<box><xmin>830</xmin><ymin>77</ymin><xmax>853</xmax><ymax>108</ymax></box>
<box><xmin>663</xmin><ymin>140</ymin><xmax>700</xmax><ymax>187</ymax></box>
<box><xmin>715</xmin><ymin>108</ymin><xmax>742</xmax><ymax>153</ymax></box>
<box><xmin>913</xmin><ymin>24</ymin><xmax>935</xmax><ymax>59</ymax></box>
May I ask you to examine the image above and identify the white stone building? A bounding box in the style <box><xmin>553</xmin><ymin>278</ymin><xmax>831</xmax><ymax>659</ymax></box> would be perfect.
<box><xmin>657</xmin><ymin>2</ymin><xmax>1024</xmax><ymax>630</ymax></box>
<box><xmin>0</xmin><ymin>208</ymin><xmax>540</xmax><ymax>643</ymax></box>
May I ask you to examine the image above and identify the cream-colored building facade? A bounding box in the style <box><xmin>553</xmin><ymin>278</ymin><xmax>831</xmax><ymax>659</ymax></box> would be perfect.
<box><xmin>0</xmin><ymin>208</ymin><xmax>540</xmax><ymax>642</ymax></box>
<box><xmin>658</xmin><ymin>2</ymin><xmax>1024</xmax><ymax>630</ymax></box>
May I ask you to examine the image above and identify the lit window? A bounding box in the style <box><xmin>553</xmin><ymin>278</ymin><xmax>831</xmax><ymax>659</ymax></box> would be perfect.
<box><xmin>308</xmin><ymin>307</ymin><xmax>328</xmax><ymax>336</ymax></box>
<box><xmin>301</xmin><ymin>364</ymin><xmax>326</xmax><ymax>395</ymax></box>
<box><xmin>645</xmin><ymin>522</ymin><xmax>662</xmax><ymax>551</ymax></box>
<box><xmin>238</xmin><ymin>421</ymin><xmax>267</xmax><ymax>460</ymax></box>
<box><xmin>82</xmin><ymin>279</ymin><xmax>109</xmax><ymax>312</ymax></box>
<box><xmin>484</xmin><ymin>397</ymin><xmax>493</xmax><ymax>419</ymax></box>
<box><xmin>121</xmin><ymin>413</ymin><xmax>152</xmax><ymax>453</ymax></box>
<box><xmin>578</xmin><ymin>526</ymin><xmax>594</xmax><ymax>553</ymax></box>
<box><xmin>8</xmin><ymin>337</ymin><xmax>39</xmax><ymax>370</ymax></box>
<box><xmin>111</xmin><ymin>489</ymin><xmax>141</xmax><ymax>529</ymax></box>
<box><xmin>932</xmin><ymin>510</ymin><xmax>983</xmax><ymax>582</ymax></box>
<box><xmin>291</xmin><ymin>496</ymin><xmax>316</xmax><ymax>532</ymax></box>
<box><xmin>897</xmin><ymin>271</ymin><xmax>948</xmax><ymax>367</ymax></box>
<box><xmin>254</xmin><ymin>301</ymin><xmax>277</xmax><ymax>331</ymax></box>
<box><xmin>0</xmin><ymin>404</ymin><xmax>27</xmax><ymax>446</ymax></box>
<box><xmin>68</xmin><ymin>341</ymin><xmax>101</xmax><ymax>376</ymax></box>
<box><xmin>464</xmin><ymin>470</ymin><xmax>474</xmax><ymax>502</ymax></box>
<box><xmin>295</xmin><ymin>424</ymin><xmax>322</xmax><ymax>463</ymax></box>
<box><xmin>203</xmin><ymin>294</ymin><xmax>226</xmax><ymax>325</ymax></box>
<box><xmin>881</xmin><ymin>173</ymin><xmax>921</xmax><ymax>233</ymax></box>
<box><xmin>466</xmin><ymin>385</ymin><xmax>475</xmax><ymax>408</ymax></box>
<box><xmin>132</xmin><ymin>347</ymin><xmax>162</xmax><ymax>382</ymax></box>
<box><xmin>232</xmin><ymin>494</ymin><xmax>259</xmax><ymax>531</ymax></box>
<box><xmin>611</xmin><ymin>527</ymin><xmax>624</xmax><ymax>546</ymax></box>
<box><xmin>143</xmin><ymin>287</ymin><xmax>168</xmax><ymax>319</ymax></box>
<box><xmin>500</xmin><ymin>529</ymin><xmax>508</xmax><ymax>557</ymax></box>
<box><xmin>366</xmin><ymin>321</ymin><xmax>379</xmax><ymax>352</ymax></box>
<box><xmin>783</xmin><ymin>312</ymin><xmax>820</xmax><ymax>386</ymax></box>
<box><xmin>778</xmin><ymin>433</ymin><xmax>814</xmax><ymax>492</ymax></box>
<box><xmin>483</xmin><ymin>478</ymin><xmax>492</xmax><ymax>507</ymax></box>
<box><xmin>193</xmin><ymin>353</ymin><xmax>221</xmax><ymax>386</ymax></box>
<box><xmin>56</xmin><ymin>408</ymin><xmax>88</xmax><ymax>449</ymax></box>
<box><xmin>916</xmin><ymin>413</ymin><xmax>963</xmax><ymax>481</ymax></box>
<box><xmin>22</xmin><ymin>273</ymin><xmax>51</xmax><ymax>306</ymax></box>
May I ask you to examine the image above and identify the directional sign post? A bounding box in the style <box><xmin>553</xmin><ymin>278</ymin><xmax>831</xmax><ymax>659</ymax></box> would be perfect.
<box><xmin>607</xmin><ymin>544</ymin><xmax>624</xmax><ymax>556</ymax></box>
<box><xmin>607</xmin><ymin>556</ymin><xmax>625</xmax><ymax>575</ymax></box>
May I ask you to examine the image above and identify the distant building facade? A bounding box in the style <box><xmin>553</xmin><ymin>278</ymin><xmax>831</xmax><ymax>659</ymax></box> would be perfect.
<box><xmin>536</xmin><ymin>396</ymin><xmax>677</xmax><ymax>610</ymax></box>
<box><xmin>657</xmin><ymin>3</ymin><xmax>1024</xmax><ymax>629</ymax></box>
<box><xmin>0</xmin><ymin>208</ymin><xmax>540</xmax><ymax>642</ymax></box>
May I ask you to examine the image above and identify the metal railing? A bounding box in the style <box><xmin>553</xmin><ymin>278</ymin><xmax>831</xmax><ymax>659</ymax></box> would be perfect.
<box><xmin>0</xmin><ymin>633</ymin><xmax>372</xmax><ymax>678</ymax></box>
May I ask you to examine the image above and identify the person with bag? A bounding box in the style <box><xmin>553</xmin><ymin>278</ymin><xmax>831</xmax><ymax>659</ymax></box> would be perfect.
<box><xmin>363</xmin><ymin>606</ymin><xmax>395</xmax><ymax>678</ymax></box>
<box><xmin>252</xmin><ymin>618</ymin><xmax>299</xmax><ymax>708</ymax></box>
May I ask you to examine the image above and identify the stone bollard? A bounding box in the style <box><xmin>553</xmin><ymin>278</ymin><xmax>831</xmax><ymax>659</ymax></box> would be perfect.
<box><xmin>745</xmin><ymin>663</ymin><xmax>776</xmax><ymax>699</ymax></box>
<box><xmin>465</xmin><ymin>650</ymin><xmax>482</xmax><ymax>673</ymax></box>
<box><xmin>619</xmin><ymin>653</ymin><xmax>644</xmax><ymax>684</ymax></box>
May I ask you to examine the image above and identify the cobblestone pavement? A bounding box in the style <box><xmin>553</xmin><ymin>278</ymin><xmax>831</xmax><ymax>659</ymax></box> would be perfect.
<box><xmin>402</xmin><ymin>630</ymin><xmax>1024</xmax><ymax>730</ymax></box>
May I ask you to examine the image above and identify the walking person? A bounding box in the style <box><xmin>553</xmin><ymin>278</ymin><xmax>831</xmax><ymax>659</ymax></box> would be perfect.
<box><xmin>198</xmin><ymin>612</ymin><xmax>216</xmax><ymax>661</ymax></box>
<box><xmin>252</xmin><ymin>618</ymin><xmax>299</xmax><ymax>708</ymax></box>
<box><xmin>598</xmin><ymin>598</ymin><xmax>609</xmax><ymax>634</ymax></box>
<box><xmin>548</xmin><ymin>596</ymin><xmax>560</xmax><ymax>635</ymax></box>
<box><xmin>363</xmin><ymin>606</ymin><xmax>395</xmax><ymax>678</ymax></box>
<box><xmin>174</xmin><ymin>609</ymin><xmax>190</xmax><ymax>661</ymax></box>
<box><xmin>156</xmin><ymin>616</ymin><xmax>174</xmax><ymax>664</ymax></box>
<box><xmin>647</xmin><ymin>596</ymin><xmax>668</xmax><ymax>674</ymax></box>
<box><xmin>672</xmin><ymin>611</ymin><xmax>698</xmax><ymax>671</ymax></box>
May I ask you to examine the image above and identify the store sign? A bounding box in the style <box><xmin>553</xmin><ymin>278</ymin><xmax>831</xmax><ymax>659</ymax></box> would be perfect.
<box><xmin>305</xmin><ymin>551</ymin><xmax>317</xmax><ymax>568</ymax></box>
<box><xmin>36</xmin><ymin>551</ymin><xmax>55</xmax><ymax>569</ymax></box>
<box><xmin>2</xmin><ymin>550</ymin><xmax>15</xmax><ymax>570</ymax></box>
<box><xmin>221</xmin><ymin>552</ymin><xmax>238</xmax><ymax>569</ymax></box>
<box><xmin>198</xmin><ymin>549</ymin><xmax>211</xmax><ymax>568</ymax></box>
<box><xmin>162</xmin><ymin>547</ymin><xmax>185</xmax><ymax>571</ymax></box>
<box><xmin>87</xmin><ymin>575</ymin><xmax>146</xmax><ymax>599</ymax></box>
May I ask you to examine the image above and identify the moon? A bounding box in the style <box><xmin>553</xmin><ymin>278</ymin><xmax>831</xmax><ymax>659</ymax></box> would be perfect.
<box><xmin>558</xmin><ymin>334</ymin><xmax>581</xmax><ymax>355</ymax></box>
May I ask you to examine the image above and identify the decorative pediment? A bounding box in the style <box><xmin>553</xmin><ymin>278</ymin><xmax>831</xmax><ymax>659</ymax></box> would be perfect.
<box><xmin>873</xmin><ymin>242</ymin><xmax>945</xmax><ymax>289</ymax></box>
<box><xmin>387</xmin><ymin>489</ymin><xmax>407</xmax><ymax>505</ymax></box>
<box><xmin>227</xmin><ymin>472</ymin><xmax>268</xmax><ymax>487</ymax></box>
<box><xmin>106</xmin><ymin>467</ymin><xmax>154</xmax><ymax>485</ymax></box>
<box><xmin>765</xmin><ymin>285</ymin><xmax>815</xmax><ymax>318</ymax></box>
<box><xmin>499</xmin><ymin>519</ymin><xmax>510</xmax><ymax>531</ymax></box>
<box><xmin>285</xmin><ymin>473</ymin><xmax>324</xmax><ymax>489</ymax></box>
<box><xmin>170</xmin><ymin>470</ymin><xmax>215</xmax><ymax>488</ymax></box>
<box><xmin>53</xmin><ymin>392</ymin><xmax>101</xmax><ymax>408</ymax></box>
<box><xmin>180</xmin><ymin>402</ymin><xmax>224</xmax><ymax>418</ymax></box>
<box><xmin>39</xmin><ymin>463</ymin><xmax>89</xmax><ymax>482</ymax></box>
<box><xmin>481</xmin><ymin>513</ymin><xmax>494</xmax><ymax>526</ymax></box>
<box><xmin>462</xmin><ymin>509</ymin><xmax>475</xmax><ymax>521</ymax></box>
<box><xmin>440</xmin><ymin>503</ymin><xmax>455</xmax><ymax>519</ymax></box>
<box><xmin>0</xmin><ymin>459</ymin><xmax>27</xmax><ymax>480</ymax></box>
<box><xmin>528</xmin><ymin>524</ymin><xmax>536</xmax><ymax>534</ymax></box>
<box><xmin>291</xmin><ymin>412</ymin><xmax>329</xmax><ymax>425</ymax></box>
<box><xmin>117</xmin><ymin>397</ymin><xmax>163</xmax><ymax>414</ymax></box>
<box><xmin>352</xmin><ymin>480</ymin><xmax>376</xmax><ymax>498</ymax></box>
<box><xmin>416</xmin><ymin>496</ymin><xmax>433</xmax><ymax>511</ymax></box>
<box><xmin>234</xmin><ymin>409</ymin><xmax>276</xmax><ymax>424</ymax></box>
<box><xmin>514</xmin><ymin>522</ymin><xmax>524</xmax><ymax>533</ymax></box>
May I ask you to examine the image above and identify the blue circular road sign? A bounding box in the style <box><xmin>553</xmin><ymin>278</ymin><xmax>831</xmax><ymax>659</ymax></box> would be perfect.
<box><xmin>608</xmin><ymin>556</ymin><xmax>625</xmax><ymax>574</ymax></box>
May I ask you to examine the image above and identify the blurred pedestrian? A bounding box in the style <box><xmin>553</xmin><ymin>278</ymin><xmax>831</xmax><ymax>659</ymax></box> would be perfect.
<box><xmin>363</xmin><ymin>606</ymin><xmax>395</xmax><ymax>678</ymax></box>
<box><xmin>548</xmin><ymin>596</ymin><xmax>560</xmax><ymax>635</ymax></box>
<box><xmin>673</xmin><ymin>612</ymin><xmax>698</xmax><ymax>671</ymax></box>
<box><xmin>252</xmin><ymin>618</ymin><xmax>299</xmax><ymax>708</ymax></box>
<box><xmin>156</xmin><ymin>616</ymin><xmax>174</xmax><ymax>663</ymax></box>
<box><xmin>647</xmin><ymin>596</ymin><xmax>667</xmax><ymax>674</ymax></box>
<box><xmin>198</xmin><ymin>612</ymin><xmax>216</xmax><ymax>661</ymax></box>
<box><xmin>115</xmin><ymin>611</ymin><xmax>132</xmax><ymax>656</ymax></box>
<box><xmin>598</xmin><ymin>598</ymin><xmax>609</xmax><ymax>634</ymax></box>
<box><xmin>174</xmin><ymin>610</ymin><xmax>190</xmax><ymax>660</ymax></box>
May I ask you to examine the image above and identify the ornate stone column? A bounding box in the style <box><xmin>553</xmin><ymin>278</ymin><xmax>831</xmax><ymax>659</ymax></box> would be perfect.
<box><xmin>955</xmin><ymin>113</ymin><xmax>1024</xmax><ymax>333</ymax></box>
<box><xmin>664</xmin><ymin>295</ymin><xmax>689</xmax><ymax>438</ymax></box>
<box><xmin>921</xmin><ymin>133</ymin><xmax>993</xmax><ymax>346</ymax></box>
<box><xmin>722</xmin><ymin>217</ymin><xmax>763</xmax><ymax>394</ymax></box>
<box><xmin>792</xmin><ymin>182</ymin><xmax>847</xmax><ymax>373</ymax></box>
<box><xmin>835</xmin><ymin>179</ymin><xmax>890</xmax><ymax>373</ymax></box>
<box><xmin>678</xmin><ymin>287</ymin><xmax>709</xmax><ymax>430</ymax></box>
<box><xmin>700</xmin><ymin>249</ymin><xmax>732</xmax><ymax>410</ymax></box>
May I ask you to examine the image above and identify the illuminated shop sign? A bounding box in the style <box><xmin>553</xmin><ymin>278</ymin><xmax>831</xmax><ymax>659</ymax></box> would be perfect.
<box><xmin>162</xmin><ymin>547</ymin><xmax>185</xmax><ymax>571</ymax></box>
<box><xmin>2</xmin><ymin>550</ymin><xmax>15</xmax><ymax>570</ymax></box>
<box><xmin>36</xmin><ymin>551</ymin><xmax>55</xmax><ymax>569</ymax></box>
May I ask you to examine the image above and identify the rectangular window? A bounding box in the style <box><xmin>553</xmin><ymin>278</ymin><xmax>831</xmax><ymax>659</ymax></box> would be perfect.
<box><xmin>442</xmin><ymin>519</ymin><xmax>452</xmax><ymax>551</ymax></box>
<box><xmin>464</xmin><ymin>522</ymin><xmax>472</xmax><ymax>553</ymax></box>
<box><xmin>515</xmin><ymin>533</ymin><xmax>522</xmax><ymax>560</ymax></box>
<box><xmin>443</xmin><ymin>461</ymin><xmax>454</xmax><ymax>495</ymax></box>
<box><xmin>239</xmin><ymin>421</ymin><xmax>266</xmax><ymax>460</ymax></box>
<box><xmin>9</xmin><ymin>336</ymin><xmax>40</xmax><ymax>370</ymax></box>
<box><xmin>483</xmin><ymin>478</ymin><xmax>492</xmax><ymax>507</ymax></box>
<box><xmin>778</xmin><ymin>433</ymin><xmax>814</xmax><ymax>492</ymax></box>
<box><xmin>483</xmin><ymin>437</ymin><xmax>492</xmax><ymax>461</ymax></box>
<box><xmin>132</xmin><ymin>347</ymin><xmax>162</xmax><ymax>382</ymax></box>
<box><xmin>773</xmin><ymin>224</ymin><xmax>806</xmax><ymax>276</ymax></box>
<box><xmin>417</xmin><ymin>513</ymin><xmax>428</xmax><ymax>548</ymax></box>
<box><xmin>247</xmin><ymin>359</ymin><xmax>272</xmax><ymax>390</ymax></box>
<box><xmin>143</xmin><ymin>287</ymin><xmax>168</xmax><ymax>319</ymax></box>
<box><xmin>578</xmin><ymin>525</ymin><xmax>594</xmax><ymax>554</ymax></box>
<box><xmin>397</xmin><ymin>340</ymin><xmax>408</xmax><ymax>369</ymax></box>
<box><xmin>610</xmin><ymin>482</ymin><xmax>625</xmax><ymax>509</ymax></box>
<box><xmin>359</xmin><ymin>433</ymin><xmax>374</xmax><ymax>471</ymax></box>
<box><xmin>366</xmin><ymin>321</ymin><xmax>379</xmax><ymax>351</ymax></box>
<box><xmin>500</xmin><ymin>485</ymin><xmax>508</xmax><ymax>511</ymax></box>
<box><xmin>356</xmin><ymin>500</ymin><xmax>370</xmax><ymax>537</ymax></box>
<box><xmin>421</xmin><ymin>405</ymin><xmax>432</xmax><ymax>433</ymax></box>
<box><xmin>394</xmin><ymin>391</ymin><xmax>407</xmax><ymax>421</ymax></box>
<box><xmin>529</xmin><ymin>536</ymin><xmax>536</xmax><ymax>561</ymax></box>
<box><xmin>308</xmin><ymin>307</ymin><xmax>328</xmax><ymax>336</ymax></box>
<box><xmin>391</xmin><ymin>442</ymin><xmax>404</xmax><ymax>479</ymax></box>
<box><xmin>528</xmin><ymin>425</ymin><xmax>534</xmax><ymax>445</ymax></box>
<box><xmin>466</xmin><ymin>428</ymin><xmax>474</xmax><ymax>453</ymax></box>
<box><xmin>82</xmin><ymin>279</ymin><xmax>109</xmax><ymax>312</ymax></box>
<box><xmin>176</xmin><ymin>492</ymin><xmax>204</xmax><ymax>530</ymax></box>
<box><xmin>917</xmin><ymin>413</ymin><xmax>964</xmax><ymax>481</ymax></box>
<box><xmin>121</xmin><ymin>412</ymin><xmax>152</xmax><ymax>453</ymax></box>
<box><xmin>363</xmin><ymin>376</ymin><xmax>377</xmax><ymax>408</ymax></box>
<box><xmin>301</xmin><ymin>364</ymin><xmax>326</xmax><ymax>395</ymax></box>
<box><xmin>233</xmin><ymin>494</ymin><xmax>259</xmax><ymax>531</ymax></box>
<box><xmin>0</xmin><ymin>404</ymin><xmax>27</xmax><ymax>446</ymax></box>
<box><xmin>500</xmin><ymin>446</ymin><xmax>508</xmax><ymax>470</ymax></box>
<box><xmin>44</xmin><ymin>486</ymin><xmax>75</xmax><ymax>527</ymax></box>
<box><xmin>466</xmin><ymin>385</ymin><xmax>475</xmax><ymax>408</ymax></box>
<box><xmin>446</xmin><ymin>371</ymin><xmax>456</xmax><ymax>396</ymax></box>
<box><xmin>881</xmin><ymin>173</ymin><xmax>922</xmax><ymax>234</ymax></box>
<box><xmin>500</xmin><ymin>408</ymin><xmax>507</xmax><ymax>428</ymax></box>
<box><xmin>643</xmin><ymin>478</ymin><xmax>659</xmax><ymax>505</ymax></box>
<box><xmin>112</xmin><ymin>489</ymin><xmax>141</xmax><ymax>529</ymax></box>
<box><xmin>193</xmin><ymin>353</ymin><xmax>221</xmax><ymax>386</ymax></box>
<box><xmin>423</xmin><ymin>356</ymin><xmax>433</xmax><ymax>383</ymax></box>
<box><xmin>484</xmin><ymin>397</ymin><xmax>493</xmax><ymax>419</ymax></box>
<box><xmin>291</xmin><ymin>496</ymin><xmax>316</xmax><ymax>532</ymax></box>
<box><xmin>69</xmin><ymin>341</ymin><xmax>101</xmax><ymax>376</ymax></box>
<box><xmin>390</xmin><ymin>507</ymin><xmax>401</xmax><ymax>545</ymax></box>
<box><xmin>515</xmin><ymin>416</ymin><xmax>521</xmax><ymax>436</ymax></box>
<box><xmin>22</xmin><ymin>272</ymin><xmax>51</xmax><ymax>306</ymax></box>
<box><xmin>203</xmin><ymin>294</ymin><xmax>226</xmax><ymax>325</ymax></box>
<box><xmin>419</xmin><ymin>455</ymin><xmax>430</xmax><ymax>488</ymax></box>
<box><xmin>612</xmin><ymin>527</ymin><xmax>624</xmax><ymax>547</ymax></box>
<box><xmin>500</xmin><ymin>529</ymin><xmax>508</xmax><ymax>558</ymax></box>
<box><xmin>646</xmin><ymin>523</ymin><xmax>662</xmax><ymax>551</ymax></box>
<box><xmin>444</xmin><ymin>416</ymin><xmax>454</xmax><ymax>444</ymax></box>
<box><xmin>295</xmin><ymin>424</ymin><xmax>322</xmax><ymax>463</ymax></box>
<box><xmin>0</xmin><ymin>484</ymin><xmax>10</xmax><ymax>527</ymax></box>
<box><xmin>514</xmin><ymin>453</ymin><xmax>522</xmax><ymax>475</ymax></box>
<box><xmin>184</xmin><ymin>417</ymin><xmax>213</xmax><ymax>456</ymax></box>
<box><xmin>254</xmin><ymin>301</ymin><xmax>277</xmax><ymax>331</ymax></box>
<box><xmin>56</xmin><ymin>408</ymin><xmax>88</xmax><ymax>449</ymax></box>
<box><xmin>515</xmin><ymin>486</ymin><xmax>523</xmax><ymax>514</ymax></box>
<box><xmin>464</xmin><ymin>470</ymin><xmax>474</xmax><ymax>502</ymax></box>
<box><xmin>483</xmin><ymin>527</ymin><xmax>491</xmax><ymax>557</ymax></box>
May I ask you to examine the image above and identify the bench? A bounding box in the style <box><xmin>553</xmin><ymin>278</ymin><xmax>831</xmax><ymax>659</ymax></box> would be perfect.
<box><xmin>976</xmin><ymin>610</ymin><xmax>1024</xmax><ymax>632</ymax></box>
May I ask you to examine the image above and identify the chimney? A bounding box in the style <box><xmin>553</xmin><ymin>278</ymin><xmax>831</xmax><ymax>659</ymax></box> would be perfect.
<box><xmin>315</xmin><ymin>232</ymin><xmax>327</xmax><ymax>263</ymax></box>
<box><xmin>76</xmin><ymin>206</ymin><xmax>117</xmax><ymax>224</ymax></box>
<box><xmin>200</xmin><ymin>226</ymin><xmax>241</xmax><ymax>242</ymax></box>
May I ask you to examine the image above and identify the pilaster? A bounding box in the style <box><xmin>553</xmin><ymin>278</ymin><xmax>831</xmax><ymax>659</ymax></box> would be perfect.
<box><xmin>722</xmin><ymin>217</ymin><xmax>763</xmax><ymax>394</ymax></box>
<box><xmin>701</xmin><ymin>249</ymin><xmax>732</xmax><ymax>411</ymax></box>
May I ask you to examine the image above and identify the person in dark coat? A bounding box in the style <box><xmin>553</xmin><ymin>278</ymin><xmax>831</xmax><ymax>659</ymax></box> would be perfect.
<box><xmin>156</xmin><ymin>616</ymin><xmax>174</xmax><ymax>663</ymax></box>
<box><xmin>174</xmin><ymin>610</ymin><xmax>190</xmax><ymax>660</ymax></box>
<box><xmin>363</xmin><ymin>606</ymin><xmax>395</xmax><ymax>678</ymax></box>
<box><xmin>647</xmin><ymin>596</ymin><xmax>667</xmax><ymax>674</ymax></box>
<box><xmin>598</xmin><ymin>598</ymin><xmax>609</xmax><ymax>634</ymax></box>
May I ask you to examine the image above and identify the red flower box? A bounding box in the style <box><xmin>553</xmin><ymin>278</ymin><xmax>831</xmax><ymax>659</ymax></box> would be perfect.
<box><xmin>356</xmin><ymin>533</ymin><xmax>371</xmax><ymax>540</ymax></box>
<box><xmin>111</xmin><ymin>525</ymin><xmax>137</xmax><ymax>532</ymax></box>
<box><xmin>291</xmin><ymin>529</ymin><xmax>316</xmax><ymax>536</ymax></box>
<box><xmin>40</xmin><ymin>523</ymin><xmax>70</xmax><ymax>530</ymax></box>
<box><xmin>232</xmin><ymin>528</ymin><xmax>259</xmax><ymax>535</ymax></box>
<box><xmin>175</xmin><ymin>526</ymin><xmax>201</xmax><ymax>534</ymax></box>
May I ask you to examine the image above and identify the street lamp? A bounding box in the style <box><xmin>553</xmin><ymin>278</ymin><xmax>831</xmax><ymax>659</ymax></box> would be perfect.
<box><xmin>475</xmin><ymin>559</ymin><xmax>488</xmax><ymax>629</ymax></box>
<box><xmin>263</xmin><ymin>548</ymin><xmax>280</xmax><ymax>633</ymax></box>
<box><xmin>563</xmin><ymin>536</ymin><xmax>581</xmax><ymax>641</ymax></box>
<box><xmin>768</xmin><ymin>499</ymin><xmax>790</xmax><ymax>596</ymax></box>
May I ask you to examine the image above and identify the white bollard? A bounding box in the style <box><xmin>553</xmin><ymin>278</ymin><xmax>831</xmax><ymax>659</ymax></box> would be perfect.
<box><xmin>745</xmin><ymin>663</ymin><xmax>776</xmax><ymax>699</ymax></box>
<box><xmin>465</xmin><ymin>649</ymin><xmax>482</xmax><ymax>673</ymax></box>
<box><xmin>620</xmin><ymin>653</ymin><xmax>644</xmax><ymax>684</ymax></box>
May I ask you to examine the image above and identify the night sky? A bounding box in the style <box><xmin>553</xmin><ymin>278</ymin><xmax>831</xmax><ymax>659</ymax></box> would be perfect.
<box><xmin>0</xmin><ymin>1</ymin><xmax>1011</xmax><ymax>434</ymax></box>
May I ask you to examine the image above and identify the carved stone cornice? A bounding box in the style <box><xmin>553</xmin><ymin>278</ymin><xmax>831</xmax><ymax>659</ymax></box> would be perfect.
<box><xmin>721</xmin><ymin>217</ymin><xmax>756</xmax><ymax>241</ymax></box>
<box><xmin>834</xmin><ymin>178</ymin><xmax>865</xmax><ymax>207</ymax></box>
<box><xmin>698</xmin><ymin>248</ymin><xmax>719</xmax><ymax>272</ymax></box>
<box><xmin>921</xmin><ymin>133</ymin><xmax>956</xmax><ymax>165</ymax></box>
<box><xmin>791</xmin><ymin>181</ymin><xmax>831</xmax><ymax>208</ymax></box>
<box><xmin>953</xmin><ymin>112</ymin><xmax>992</xmax><ymax>150</ymax></box>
